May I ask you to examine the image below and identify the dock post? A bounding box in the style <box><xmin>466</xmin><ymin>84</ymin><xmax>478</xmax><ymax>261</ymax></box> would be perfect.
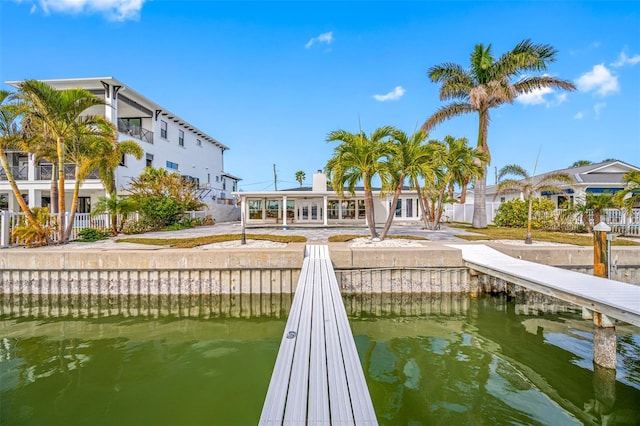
<box><xmin>593</xmin><ymin>221</ymin><xmax>610</xmax><ymax>278</ymax></box>
<box><xmin>592</xmin><ymin>222</ymin><xmax>616</xmax><ymax>370</ymax></box>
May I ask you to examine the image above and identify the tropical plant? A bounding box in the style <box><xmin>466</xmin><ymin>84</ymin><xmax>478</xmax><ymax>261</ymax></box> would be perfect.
<box><xmin>493</xmin><ymin>198</ymin><xmax>557</xmax><ymax>230</ymax></box>
<box><xmin>127</xmin><ymin>167</ymin><xmax>204</xmax><ymax>230</ymax></box>
<box><xmin>295</xmin><ymin>170</ymin><xmax>306</xmax><ymax>187</ymax></box>
<box><xmin>570</xmin><ymin>160</ymin><xmax>592</xmax><ymax>168</ymax></box>
<box><xmin>18</xmin><ymin>80</ymin><xmax>108</xmax><ymax>243</ymax></box>
<box><xmin>586</xmin><ymin>192</ymin><xmax>616</xmax><ymax>225</ymax></box>
<box><xmin>378</xmin><ymin>129</ymin><xmax>432</xmax><ymax>239</ymax></box>
<box><xmin>495</xmin><ymin>164</ymin><xmax>572</xmax><ymax>243</ymax></box>
<box><xmin>325</xmin><ymin>126</ymin><xmax>395</xmax><ymax>239</ymax></box>
<box><xmin>613</xmin><ymin>171</ymin><xmax>640</xmax><ymax>214</ymax></box>
<box><xmin>92</xmin><ymin>137</ymin><xmax>143</xmax><ymax>194</ymax></box>
<box><xmin>422</xmin><ymin>39</ymin><xmax>576</xmax><ymax>229</ymax></box>
<box><xmin>91</xmin><ymin>193</ymin><xmax>139</xmax><ymax>235</ymax></box>
<box><xmin>0</xmin><ymin>90</ymin><xmax>54</xmax><ymax>242</ymax></box>
<box><xmin>11</xmin><ymin>207</ymin><xmax>57</xmax><ymax>247</ymax></box>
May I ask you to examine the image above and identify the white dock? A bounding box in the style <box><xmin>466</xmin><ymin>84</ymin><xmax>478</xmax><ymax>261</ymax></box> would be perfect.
<box><xmin>259</xmin><ymin>245</ymin><xmax>377</xmax><ymax>425</ymax></box>
<box><xmin>448</xmin><ymin>244</ymin><xmax>640</xmax><ymax>327</ymax></box>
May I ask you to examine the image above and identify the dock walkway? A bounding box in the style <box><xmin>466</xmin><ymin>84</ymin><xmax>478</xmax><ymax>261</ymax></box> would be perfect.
<box><xmin>259</xmin><ymin>245</ymin><xmax>377</xmax><ymax>425</ymax></box>
<box><xmin>449</xmin><ymin>244</ymin><xmax>640</xmax><ymax>327</ymax></box>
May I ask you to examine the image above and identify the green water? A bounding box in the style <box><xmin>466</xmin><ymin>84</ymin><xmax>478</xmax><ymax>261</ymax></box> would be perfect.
<box><xmin>1</xmin><ymin>294</ymin><xmax>639</xmax><ymax>425</ymax></box>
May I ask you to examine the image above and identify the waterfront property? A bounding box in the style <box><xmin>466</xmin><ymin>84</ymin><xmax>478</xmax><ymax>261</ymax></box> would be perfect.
<box><xmin>234</xmin><ymin>170</ymin><xmax>640</xmax><ymax>233</ymax></box>
<box><xmin>1</xmin><ymin>77</ymin><xmax>241</xmax><ymax>213</ymax></box>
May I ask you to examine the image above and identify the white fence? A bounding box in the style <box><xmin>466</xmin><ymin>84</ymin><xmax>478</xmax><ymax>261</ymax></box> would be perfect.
<box><xmin>0</xmin><ymin>210</ymin><xmax>213</xmax><ymax>248</ymax></box>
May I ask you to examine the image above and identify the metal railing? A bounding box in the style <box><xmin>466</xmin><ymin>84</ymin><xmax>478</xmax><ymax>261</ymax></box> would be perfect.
<box><xmin>0</xmin><ymin>165</ymin><xmax>28</xmax><ymax>181</ymax></box>
<box><xmin>117</xmin><ymin>119</ymin><xmax>154</xmax><ymax>144</ymax></box>
<box><xmin>35</xmin><ymin>164</ymin><xmax>100</xmax><ymax>180</ymax></box>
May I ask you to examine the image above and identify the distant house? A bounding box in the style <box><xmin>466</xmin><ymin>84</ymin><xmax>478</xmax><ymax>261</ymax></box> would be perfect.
<box><xmin>475</xmin><ymin>160</ymin><xmax>640</xmax><ymax>208</ymax></box>
<box><xmin>0</xmin><ymin>77</ymin><xmax>240</xmax><ymax>215</ymax></box>
<box><xmin>234</xmin><ymin>171</ymin><xmax>423</xmax><ymax>226</ymax></box>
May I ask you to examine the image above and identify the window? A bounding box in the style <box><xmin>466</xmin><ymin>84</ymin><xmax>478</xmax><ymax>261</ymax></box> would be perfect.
<box><xmin>0</xmin><ymin>194</ymin><xmax>8</xmax><ymax>210</ymax></box>
<box><xmin>222</xmin><ymin>177</ymin><xmax>226</xmax><ymax>190</ymax></box>
<box><xmin>178</xmin><ymin>130</ymin><xmax>184</xmax><ymax>147</ymax></box>
<box><xmin>394</xmin><ymin>199</ymin><xmax>402</xmax><ymax>217</ymax></box>
<box><xmin>119</xmin><ymin>153</ymin><xmax>126</xmax><ymax>167</ymax></box>
<box><xmin>77</xmin><ymin>197</ymin><xmax>91</xmax><ymax>214</ymax></box>
<box><xmin>146</xmin><ymin>153</ymin><xmax>154</xmax><ymax>167</ymax></box>
<box><xmin>166</xmin><ymin>161</ymin><xmax>179</xmax><ymax>170</ymax></box>
<box><xmin>357</xmin><ymin>200</ymin><xmax>366</xmax><ymax>219</ymax></box>
<box><xmin>405</xmin><ymin>199</ymin><xmax>414</xmax><ymax>217</ymax></box>
<box><xmin>328</xmin><ymin>200</ymin><xmax>340</xmax><ymax>219</ymax></box>
<box><xmin>249</xmin><ymin>199</ymin><xmax>263</xmax><ymax>219</ymax></box>
<box><xmin>160</xmin><ymin>120</ymin><xmax>168</xmax><ymax>139</ymax></box>
<box><xmin>197</xmin><ymin>138</ymin><xmax>202</xmax><ymax>147</ymax></box>
<box><xmin>216</xmin><ymin>176</ymin><xmax>220</xmax><ymax>182</ymax></box>
<box><xmin>207</xmin><ymin>173</ymin><xmax>210</xmax><ymax>184</ymax></box>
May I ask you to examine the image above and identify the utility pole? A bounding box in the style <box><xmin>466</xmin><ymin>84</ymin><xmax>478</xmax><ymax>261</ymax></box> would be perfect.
<box><xmin>273</xmin><ymin>164</ymin><xmax>278</xmax><ymax>191</ymax></box>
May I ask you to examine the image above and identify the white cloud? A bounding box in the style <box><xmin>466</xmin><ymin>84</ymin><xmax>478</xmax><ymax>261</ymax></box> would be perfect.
<box><xmin>593</xmin><ymin>102</ymin><xmax>607</xmax><ymax>118</ymax></box>
<box><xmin>516</xmin><ymin>87</ymin><xmax>553</xmax><ymax>105</ymax></box>
<box><xmin>305</xmin><ymin>31</ymin><xmax>334</xmax><ymax>49</ymax></box>
<box><xmin>516</xmin><ymin>87</ymin><xmax>567</xmax><ymax>107</ymax></box>
<box><xmin>573</xmin><ymin>112</ymin><xmax>584</xmax><ymax>120</ymax></box>
<box><xmin>576</xmin><ymin>64</ymin><xmax>619</xmax><ymax>96</ymax></box>
<box><xmin>24</xmin><ymin>0</ymin><xmax>146</xmax><ymax>21</ymax></box>
<box><xmin>373</xmin><ymin>86</ymin><xmax>405</xmax><ymax>102</ymax></box>
<box><xmin>611</xmin><ymin>51</ymin><xmax>640</xmax><ymax>68</ymax></box>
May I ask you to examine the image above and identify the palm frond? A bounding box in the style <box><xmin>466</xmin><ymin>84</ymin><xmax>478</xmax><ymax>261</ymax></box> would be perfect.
<box><xmin>422</xmin><ymin>102</ymin><xmax>476</xmax><ymax>132</ymax></box>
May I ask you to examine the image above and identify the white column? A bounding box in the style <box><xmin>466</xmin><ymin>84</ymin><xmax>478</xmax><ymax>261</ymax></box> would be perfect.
<box><xmin>323</xmin><ymin>196</ymin><xmax>328</xmax><ymax>226</ymax></box>
<box><xmin>28</xmin><ymin>188</ymin><xmax>37</xmax><ymax>209</ymax></box>
<box><xmin>28</xmin><ymin>153</ymin><xmax>36</xmax><ymax>181</ymax></box>
<box><xmin>0</xmin><ymin>210</ymin><xmax>9</xmax><ymax>247</ymax></box>
<box><xmin>282</xmin><ymin>195</ymin><xmax>287</xmax><ymax>226</ymax></box>
<box><xmin>240</xmin><ymin>196</ymin><xmax>246</xmax><ymax>226</ymax></box>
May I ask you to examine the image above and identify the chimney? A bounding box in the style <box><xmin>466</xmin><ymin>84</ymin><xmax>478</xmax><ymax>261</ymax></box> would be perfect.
<box><xmin>312</xmin><ymin>170</ymin><xmax>327</xmax><ymax>192</ymax></box>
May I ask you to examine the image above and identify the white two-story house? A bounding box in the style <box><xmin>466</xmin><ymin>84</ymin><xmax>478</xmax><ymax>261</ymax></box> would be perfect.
<box><xmin>1</xmin><ymin>77</ymin><xmax>241</xmax><ymax>217</ymax></box>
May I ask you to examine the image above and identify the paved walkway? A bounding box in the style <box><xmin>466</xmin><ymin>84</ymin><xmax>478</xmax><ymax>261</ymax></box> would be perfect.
<box><xmin>118</xmin><ymin>222</ymin><xmax>476</xmax><ymax>243</ymax></box>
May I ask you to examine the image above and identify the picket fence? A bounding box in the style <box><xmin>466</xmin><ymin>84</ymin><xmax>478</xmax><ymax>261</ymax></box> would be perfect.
<box><xmin>0</xmin><ymin>210</ymin><xmax>208</xmax><ymax>248</ymax></box>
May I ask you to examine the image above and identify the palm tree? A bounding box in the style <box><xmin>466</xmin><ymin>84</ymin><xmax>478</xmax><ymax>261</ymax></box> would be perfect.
<box><xmin>586</xmin><ymin>192</ymin><xmax>616</xmax><ymax>225</ymax></box>
<box><xmin>325</xmin><ymin>126</ymin><xmax>395</xmax><ymax>238</ymax></box>
<box><xmin>613</xmin><ymin>171</ymin><xmax>640</xmax><ymax>214</ymax></box>
<box><xmin>570</xmin><ymin>160</ymin><xmax>592</xmax><ymax>168</ymax></box>
<box><xmin>295</xmin><ymin>170</ymin><xmax>306</xmax><ymax>187</ymax></box>
<box><xmin>0</xmin><ymin>90</ymin><xmax>52</xmax><ymax>242</ymax></box>
<box><xmin>91</xmin><ymin>194</ymin><xmax>139</xmax><ymax>235</ymax></box>
<box><xmin>442</xmin><ymin>135</ymin><xmax>488</xmax><ymax>204</ymax></box>
<box><xmin>18</xmin><ymin>80</ymin><xmax>107</xmax><ymax>243</ymax></box>
<box><xmin>378</xmin><ymin>129</ymin><xmax>432</xmax><ymax>240</ymax></box>
<box><xmin>496</xmin><ymin>164</ymin><xmax>573</xmax><ymax>244</ymax></box>
<box><xmin>423</xmin><ymin>39</ymin><xmax>576</xmax><ymax>229</ymax></box>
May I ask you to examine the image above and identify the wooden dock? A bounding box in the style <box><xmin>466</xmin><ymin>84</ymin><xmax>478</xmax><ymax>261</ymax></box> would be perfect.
<box><xmin>259</xmin><ymin>245</ymin><xmax>377</xmax><ymax>425</ymax></box>
<box><xmin>449</xmin><ymin>244</ymin><xmax>640</xmax><ymax>327</ymax></box>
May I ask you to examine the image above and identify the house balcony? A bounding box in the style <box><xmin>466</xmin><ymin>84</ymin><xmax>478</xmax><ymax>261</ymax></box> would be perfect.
<box><xmin>117</xmin><ymin>119</ymin><xmax>154</xmax><ymax>144</ymax></box>
<box><xmin>35</xmin><ymin>164</ymin><xmax>100</xmax><ymax>180</ymax></box>
<box><xmin>0</xmin><ymin>165</ymin><xmax>28</xmax><ymax>181</ymax></box>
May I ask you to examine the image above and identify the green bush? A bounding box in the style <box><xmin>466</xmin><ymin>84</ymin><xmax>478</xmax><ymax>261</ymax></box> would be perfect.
<box><xmin>76</xmin><ymin>227</ymin><xmax>110</xmax><ymax>242</ymax></box>
<box><xmin>494</xmin><ymin>198</ymin><xmax>557</xmax><ymax>230</ymax></box>
<box><xmin>137</xmin><ymin>196</ymin><xmax>185</xmax><ymax>230</ymax></box>
<box><xmin>122</xmin><ymin>219</ymin><xmax>153</xmax><ymax>235</ymax></box>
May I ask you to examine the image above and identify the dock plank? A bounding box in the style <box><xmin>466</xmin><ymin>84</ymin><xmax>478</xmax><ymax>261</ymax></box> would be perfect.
<box><xmin>259</xmin><ymin>245</ymin><xmax>377</xmax><ymax>425</ymax></box>
<box><xmin>448</xmin><ymin>244</ymin><xmax>640</xmax><ymax>327</ymax></box>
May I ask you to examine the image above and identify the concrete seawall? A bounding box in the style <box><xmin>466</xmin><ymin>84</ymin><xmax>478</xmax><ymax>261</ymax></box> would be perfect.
<box><xmin>1</xmin><ymin>243</ymin><xmax>638</xmax><ymax>297</ymax></box>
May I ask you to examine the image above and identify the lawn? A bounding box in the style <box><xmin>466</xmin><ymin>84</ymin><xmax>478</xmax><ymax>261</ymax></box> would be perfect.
<box><xmin>117</xmin><ymin>233</ymin><xmax>307</xmax><ymax>248</ymax></box>
<box><xmin>448</xmin><ymin>223</ymin><xmax>639</xmax><ymax>246</ymax></box>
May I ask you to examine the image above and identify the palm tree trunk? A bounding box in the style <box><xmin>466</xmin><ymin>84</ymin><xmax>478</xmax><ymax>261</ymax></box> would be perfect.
<box><xmin>472</xmin><ymin>109</ymin><xmax>489</xmax><ymax>229</ymax></box>
<box><xmin>364</xmin><ymin>188</ymin><xmax>378</xmax><ymax>238</ymax></box>
<box><xmin>50</xmin><ymin>164</ymin><xmax>58</xmax><ymax>214</ymax></box>
<box><xmin>460</xmin><ymin>178</ymin><xmax>469</xmax><ymax>204</ymax></box>
<box><xmin>57</xmin><ymin>136</ymin><xmax>66</xmax><ymax>242</ymax></box>
<box><xmin>64</xmin><ymin>163</ymin><xmax>82</xmax><ymax>242</ymax></box>
<box><xmin>379</xmin><ymin>177</ymin><xmax>404</xmax><ymax>240</ymax></box>
<box><xmin>414</xmin><ymin>179</ymin><xmax>431</xmax><ymax>229</ymax></box>
<box><xmin>525</xmin><ymin>197</ymin><xmax>533</xmax><ymax>244</ymax></box>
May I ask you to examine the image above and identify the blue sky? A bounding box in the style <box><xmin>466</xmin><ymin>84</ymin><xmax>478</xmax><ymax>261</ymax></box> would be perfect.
<box><xmin>1</xmin><ymin>0</ymin><xmax>638</xmax><ymax>191</ymax></box>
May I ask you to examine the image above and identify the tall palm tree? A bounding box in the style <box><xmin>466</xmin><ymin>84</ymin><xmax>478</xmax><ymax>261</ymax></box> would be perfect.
<box><xmin>613</xmin><ymin>171</ymin><xmax>640</xmax><ymax>214</ymax></box>
<box><xmin>17</xmin><ymin>80</ymin><xmax>107</xmax><ymax>243</ymax></box>
<box><xmin>325</xmin><ymin>126</ymin><xmax>395</xmax><ymax>238</ymax></box>
<box><xmin>295</xmin><ymin>170</ymin><xmax>306</xmax><ymax>187</ymax></box>
<box><xmin>0</xmin><ymin>90</ymin><xmax>51</xmax><ymax>241</ymax></box>
<box><xmin>496</xmin><ymin>164</ymin><xmax>573</xmax><ymax>244</ymax></box>
<box><xmin>423</xmin><ymin>39</ymin><xmax>576</xmax><ymax>229</ymax></box>
<box><xmin>379</xmin><ymin>129</ymin><xmax>432</xmax><ymax>240</ymax></box>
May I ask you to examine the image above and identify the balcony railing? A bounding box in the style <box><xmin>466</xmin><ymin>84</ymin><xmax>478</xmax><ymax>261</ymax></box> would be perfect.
<box><xmin>0</xmin><ymin>165</ymin><xmax>28</xmax><ymax>181</ymax></box>
<box><xmin>36</xmin><ymin>164</ymin><xmax>100</xmax><ymax>180</ymax></box>
<box><xmin>117</xmin><ymin>119</ymin><xmax>154</xmax><ymax>144</ymax></box>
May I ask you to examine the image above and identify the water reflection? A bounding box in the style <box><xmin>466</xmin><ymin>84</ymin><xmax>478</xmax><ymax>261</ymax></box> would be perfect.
<box><xmin>1</xmin><ymin>293</ymin><xmax>638</xmax><ymax>425</ymax></box>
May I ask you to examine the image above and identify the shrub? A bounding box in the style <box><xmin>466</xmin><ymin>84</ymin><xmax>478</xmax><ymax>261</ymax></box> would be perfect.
<box><xmin>11</xmin><ymin>207</ymin><xmax>57</xmax><ymax>247</ymax></box>
<box><xmin>76</xmin><ymin>227</ymin><xmax>110</xmax><ymax>242</ymax></box>
<box><xmin>494</xmin><ymin>198</ymin><xmax>556</xmax><ymax>230</ymax></box>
